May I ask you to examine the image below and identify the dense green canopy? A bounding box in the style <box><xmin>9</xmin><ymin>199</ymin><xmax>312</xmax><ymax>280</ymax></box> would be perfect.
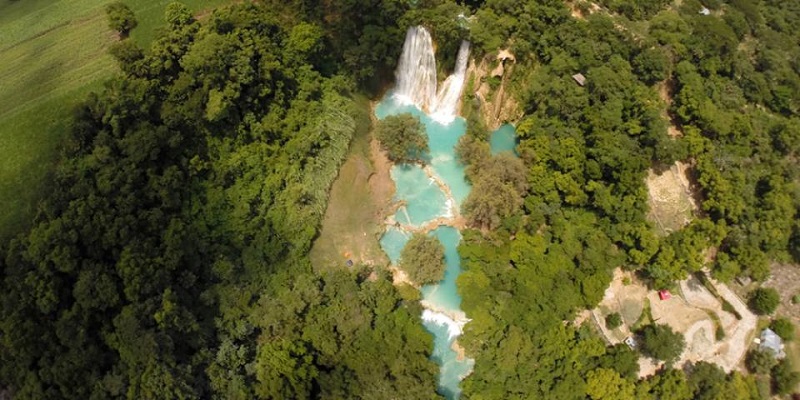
<box><xmin>1</xmin><ymin>0</ymin><xmax>799</xmax><ymax>398</ymax></box>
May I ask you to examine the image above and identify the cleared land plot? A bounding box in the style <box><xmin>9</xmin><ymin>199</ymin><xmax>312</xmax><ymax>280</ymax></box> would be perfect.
<box><xmin>645</xmin><ymin>161</ymin><xmax>698</xmax><ymax>236</ymax></box>
<box><xmin>589</xmin><ymin>269</ymin><xmax>756</xmax><ymax>378</ymax></box>
<box><xmin>311</xmin><ymin>101</ymin><xmax>393</xmax><ymax>269</ymax></box>
<box><xmin>763</xmin><ymin>263</ymin><xmax>800</xmax><ymax>321</ymax></box>
<box><xmin>0</xmin><ymin>0</ymin><xmax>228</xmax><ymax>238</ymax></box>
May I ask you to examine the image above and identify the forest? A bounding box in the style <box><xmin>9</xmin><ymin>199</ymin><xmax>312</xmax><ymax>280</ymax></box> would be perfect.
<box><xmin>1</xmin><ymin>0</ymin><xmax>799</xmax><ymax>399</ymax></box>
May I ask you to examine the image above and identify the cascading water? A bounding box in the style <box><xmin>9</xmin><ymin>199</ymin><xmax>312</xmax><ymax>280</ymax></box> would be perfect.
<box><xmin>430</xmin><ymin>41</ymin><xmax>471</xmax><ymax>125</ymax></box>
<box><xmin>394</xmin><ymin>26</ymin><xmax>438</xmax><ymax>110</ymax></box>
<box><xmin>394</xmin><ymin>26</ymin><xmax>471</xmax><ymax>125</ymax></box>
<box><xmin>379</xmin><ymin>25</ymin><xmax>475</xmax><ymax>399</ymax></box>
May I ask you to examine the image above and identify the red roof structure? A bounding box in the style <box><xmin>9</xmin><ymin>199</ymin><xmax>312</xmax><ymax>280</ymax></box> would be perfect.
<box><xmin>658</xmin><ymin>290</ymin><xmax>672</xmax><ymax>300</ymax></box>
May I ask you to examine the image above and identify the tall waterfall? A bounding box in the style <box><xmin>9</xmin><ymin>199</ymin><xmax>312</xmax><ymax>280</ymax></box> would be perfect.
<box><xmin>430</xmin><ymin>41</ymin><xmax>471</xmax><ymax>125</ymax></box>
<box><xmin>394</xmin><ymin>26</ymin><xmax>471</xmax><ymax>125</ymax></box>
<box><xmin>394</xmin><ymin>26</ymin><xmax>438</xmax><ymax>110</ymax></box>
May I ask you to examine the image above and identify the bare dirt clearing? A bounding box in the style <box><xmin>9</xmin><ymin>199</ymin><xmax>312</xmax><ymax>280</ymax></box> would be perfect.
<box><xmin>646</xmin><ymin>161</ymin><xmax>698</xmax><ymax>236</ymax></box>
<box><xmin>586</xmin><ymin>269</ymin><xmax>756</xmax><ymax>378</ymax></box>
<box><xmin>763</xmin><ymin>263</ymin><xmax>800</xmax><ymax>322</ymax></box>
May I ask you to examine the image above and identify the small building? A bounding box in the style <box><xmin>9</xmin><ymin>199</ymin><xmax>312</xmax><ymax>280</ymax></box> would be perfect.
<box><xmin>699</xmin><ymin>6</ymin><xmax>711</xmax><ymax>15</ymax></box>
<box><xmin>760</xmin><ymin>328</ymin><xmax>786</xmax><ymax>359</ymax></box>
<box><xmin>572</xmin><ymin>73</ymin><xmax>586</xmax><ymax>86</ymax></box>
<box><xmin>658</xmin><ymin>290</ymin><xmax>672</xmax><ymax>301</ymax></box>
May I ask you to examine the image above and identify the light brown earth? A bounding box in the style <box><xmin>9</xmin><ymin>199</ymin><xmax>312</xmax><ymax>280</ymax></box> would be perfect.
<box><xmin>646</xmin><ymin>161</ymin><xmax>698</xmax><ymax>236</ymax></box>
<box><xmin>586</xmin><ymin>269</ymin><xmax>756</xmax><ymax>378</ymax></box>
<box><xmin>657</xmin><ymin>80</ymin><xmax>684</xmax><ymax>138</ymax></box>
<box><xmin>763</xmin><ymin>263</ymin><xmax>800</xmax><ymax>322</ymax></box>
<box><xmin>310</xmin><ymin>104</ymin><xmax>394</xmax><ymax>269</ymax></box>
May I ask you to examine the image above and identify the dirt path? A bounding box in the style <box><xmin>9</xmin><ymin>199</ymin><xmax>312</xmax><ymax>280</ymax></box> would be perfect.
<box><xmin>586</xmin><ymin>269</ymin><xmax>756</xmax><ymax>377</ymax></box>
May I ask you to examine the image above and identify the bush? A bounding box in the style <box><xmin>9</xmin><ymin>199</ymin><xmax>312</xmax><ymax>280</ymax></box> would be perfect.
<box><xmin>606</xmin><ymin>312</ymin><xmax>623</xmax><ymax>330</ymax></box>
<box><xmin>375</xmin><ymin>114</ymin><xmax>429</xmax><ymax>164</ymax></box>
<box><xmin>771</xmin><ymin>318</ymin><xmax>795</xmax><ymax>342</ymax></box>
<box><xmin>749</xmin><ymin>287</ymin><xmax>780</xmax><ymax>315</ymax></box>
<box><xmin>745</xmin><ymin>349</ymin><xmax>776</xmax><ymax>374</ymax></box>
<box><xmin>400</xmin><ymin>233</ymin><xmax>446</xmax><ymax>285</ymax></box>
<box><xmin>772</xmin><ymin>359</ymin><xmax>800</xmax><ymax>395</ymax></box>
<box><xmin>105</xmin><ymin>2</ymin><xmax>138</xmax><ymax>36</ymax></box>
<box><xmin>638</xmin><ymin>324</ymin><xmax>686</xmax><ymax>364</ymax></box>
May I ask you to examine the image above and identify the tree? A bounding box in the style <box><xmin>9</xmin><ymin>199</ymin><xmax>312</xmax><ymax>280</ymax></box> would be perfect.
<box><xmin>749</xmin><ymin>287</ymin><xmax>780</xmax><ymax>315</ymax></box>
<box><xmin>375</xmin><ymin>114</ymin><xmax>428</xmax><ymax>164</ymax></box>
<box><xmin>745</xmin><ymin>349</ymin><xmax>776</xmax><ymax>375</ymax></box>
<box><xmin>636</xmin><ymin>369</ymin><xmax>693</xmax><ymax>400</ymax></box>
<box><xmin>164</xmin><ymin>2</ymin><xmax>193</xmax><ymax>27</ymax></box>
<box><xmin>585</xmin><ymin>368</ymin><xmax>635</xmax><ymax>400</ymax></box>
<box><xmin>105</xmin><ymin>2</ymin><xmax>138</xmax><ymax>37</ymax></box>
<box><xmin>771</xmin><ymin>359</ymin><xmax>800</xmax><ymax>395</ymax></box>
<box><xmin>400</xmin><ymin>233</ymin><xmax>446</xmax><ymax>285</ymax></box>
<box><xmin>606</xmin><ymin>312</ymin><xmax>623</xmax><ymax>330</ymax></box>
<box><xmin>771</xmin><ymin>318</ymin><xmax>795</xmax><ymax>341</ymax></box>
<box><xmin>633</xmin><ymin>47</ymin><xmax>671</xmax><ymax>85</ymax></box>
<box><xmin>598</xmin><ymin>344</ymin><xmax>640</xmax><ymax>379</ymax></box>
<box><xmin>638</xmin><ymin>323</ymin><xmax>685</xmax><ymax>363</ymax></box>
<box><xmin>108</xmin><ymin>40</ymin><xmax>144</xmax><ymax>74</ymax></box>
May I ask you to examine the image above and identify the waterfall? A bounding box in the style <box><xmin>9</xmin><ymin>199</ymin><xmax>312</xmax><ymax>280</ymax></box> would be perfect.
<box><xmin>430</xmin><ymin>41</ymin><xmax>471</xmax><ymax>125</ymax></box>
<box><xmin>394</xmin><ymin>26</ymin><xmax>471</xmax><ymax>124</ymax></box>
<box><xmin>394</xmin><ymin>26</ymin><xmax>438</xmax><ymax>110</ymax></box>
<box><xmin>422</xmin><ymin>309</ymin><xmax>467</xmax><ymax>340</ymax></box>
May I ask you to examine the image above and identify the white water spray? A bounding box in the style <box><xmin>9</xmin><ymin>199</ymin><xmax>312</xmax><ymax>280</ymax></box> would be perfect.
<box><xmin>394</xmin><ymin>26</ymin><xmax>471</xmax><ymax>125</ymax></box>
<box><xmin>394</xmin><ymin>26</ymin><xmax>438</xmax><ymax>110</ymax></box>
<box><xmin>422</xmin><ymin>309</ymin><xmax>468</xmax><ymax>340</ymax></box>
<box><xmin>430</xmin><ymin>41</ymin><xmax>471</xmax><ymax>125</ymax></box>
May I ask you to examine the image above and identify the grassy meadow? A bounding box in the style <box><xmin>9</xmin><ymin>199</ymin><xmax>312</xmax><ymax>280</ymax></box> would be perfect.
<box><xmin>0</xmin><ymin>0</ymin><xmax>229</xmax><ymax>239</ymax></box>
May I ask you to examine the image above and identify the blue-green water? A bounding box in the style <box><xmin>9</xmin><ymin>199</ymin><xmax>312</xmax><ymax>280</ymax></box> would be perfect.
<box><xmin>420</xmin><ymin>227</ymin><xmax>465</xmax><ymax>313</ymax></box>
<box><xmin>376</xmin><ymin>95</ymin><xmax>474</xmax><ymax>399</ymax></box>
<box><xmin>489</xmin><ymin>123</ymin><xmax>517</xmax><ymax>155</ymax></box>
<box><xmin>376</xmin><ymin>98</ymin><xmax>471</xmax><ymax>206</ymax></box>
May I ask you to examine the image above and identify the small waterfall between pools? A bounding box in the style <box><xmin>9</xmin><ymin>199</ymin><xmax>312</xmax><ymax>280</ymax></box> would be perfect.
<box><xmin>377</xmin><ymin>25</ymin><xmax>474</xmax><ymax>399</ymax></box>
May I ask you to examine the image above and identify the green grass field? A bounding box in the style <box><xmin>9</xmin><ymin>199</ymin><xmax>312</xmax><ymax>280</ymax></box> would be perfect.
<box><xmin>0</xmin><ymin>0</ymin><xmax>229</xmax><ymax>239</ymax></box>
<box><xmin>310</xmin><ymin>97</ymin><xmax>391</xmax><ymax>270</ymax></box>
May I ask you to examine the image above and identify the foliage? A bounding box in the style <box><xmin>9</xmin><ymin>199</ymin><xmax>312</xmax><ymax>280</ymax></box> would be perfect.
<box><xmin>586</xmin><ymin>368</ymin><xmax>635</xmax><ymax>400</ymax></box>
<box><xmin>460</xmin><ymin>149</ymin><xmax>528</xmax><ymax>230</ymax></box>
<box><xmin>771</xmin><ymin>359</ymin><xmax>800</xmax><ymax>395</ymax></box>
<box><xmin>105</xmin><ymin>1</ymin><xmax>138</xmax><ymax>35</ymax></box>
<box><xmin>638</xmin><ymin>323</ymin><xmax>686</xmax><ymax>363</ymax></box>
<box><xmin>0</xmin><ymin>4</ymin><xmax>440</xmax><ymax>398</ymax></box>
<box><xmin>745</xmin><ymin>349</ymin><xmax>777</xmax><ymax>375</ymax></box>
<box><xmin>749</xmin><ymin>288</ymin><xmax>780</xmax><ymax>315</ymax></box>
<box><xmin>606</xmin><ymin>312</ymin><xmax>623</xmax><ymax>329</ymax></box>
<box><xmin>375</xmin><ymin>113</ymin><xmax>429</xmax><ymax>164</ymax></box>
<box><xmin>771</xmin><ymin>318</ymin><xmax>795</xmax><ymax>342</ymax></box>
<box><xmin>400</xmin><ymin>233</ymin><xmax>446</xmax><ymax>285</ymax></box>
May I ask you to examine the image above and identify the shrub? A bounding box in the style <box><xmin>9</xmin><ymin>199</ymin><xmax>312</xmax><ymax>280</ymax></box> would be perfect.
<box><xmin>105</xmin><ymin>2</ymin><xmax>138</xmax><ymax>36</ymax></box>
<box><xmin>772</xmin><ymin>359</ymin><xmax>800</xmax><ymax>395</ymax></box>
<box><xmin>400</xmin><ymin>233</ymin><xmax>446</xmax><ymax>285</ymax></box>
<box><xmin>375</xmin><ymin>114</ymin><xmax>428</xmax><ymax>164</ymax></box>
<box><xmin>745</xmin><ymin>349</ymin><xmax>776</xmax><ymax>374</ymax></box>
<box><xmin>606</xmin><ymin>312</ymin><xmax>623</xmax><ymax>330</ymax></box>
<box><xmin>749</xmin><ymin>287</ymin><xmax>780</xmax><ymax>315</ymax></box>
<box><xmin>771</xmin><ymin>318</ymin><xmax>795</xmax><ymax>341</ymax></box>
<box><xmin>638</xmin><ymin>324</ymin><xmax>686</xmax><ymax>364</ymax></box>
